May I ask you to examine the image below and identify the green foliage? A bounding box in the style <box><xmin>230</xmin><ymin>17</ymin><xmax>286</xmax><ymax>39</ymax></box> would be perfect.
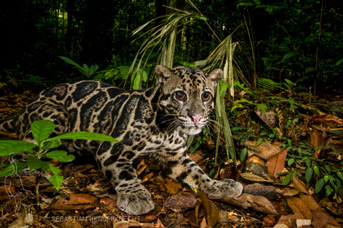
<box><xmin>0</xmin><ymin>120</ymin><xmax>119</xmax><ymax>191</ymax></box>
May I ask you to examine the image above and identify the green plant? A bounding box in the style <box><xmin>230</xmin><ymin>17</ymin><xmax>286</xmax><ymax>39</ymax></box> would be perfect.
<box><xmin>0</xmin><ymin>120</ymin><xmax>119</xmax><ymax>194</ymax></box>
<box><xmin>59</xmin><ymin>56</ymin><xmax>133</xmax><ymax>87</ymax></box>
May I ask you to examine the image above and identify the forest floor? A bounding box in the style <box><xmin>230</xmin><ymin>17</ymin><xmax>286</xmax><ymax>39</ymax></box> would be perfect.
<box><xmin>0</xmin><ymin>82</ymin><xmax>343</xmax><ymax>228</ymax></box>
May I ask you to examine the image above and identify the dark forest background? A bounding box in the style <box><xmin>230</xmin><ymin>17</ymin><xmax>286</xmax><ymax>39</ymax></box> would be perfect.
<box><xmin>0</xmin><ymin>0</ymin><xmax>342</xmax><ymax>91</ymax></box>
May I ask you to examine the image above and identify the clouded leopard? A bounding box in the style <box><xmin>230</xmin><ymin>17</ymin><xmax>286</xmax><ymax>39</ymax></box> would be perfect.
<box><xmin>0</xmin><ymin>65</ymin><xmax>243</xmax><ymax>215</ymax></box>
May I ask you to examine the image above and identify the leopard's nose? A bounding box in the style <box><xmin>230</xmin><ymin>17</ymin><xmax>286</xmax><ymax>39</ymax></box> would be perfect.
<box><xmin>191</xmin><ymin>115</ymin><xmax>202</xmax><ymax>123</ymax></box>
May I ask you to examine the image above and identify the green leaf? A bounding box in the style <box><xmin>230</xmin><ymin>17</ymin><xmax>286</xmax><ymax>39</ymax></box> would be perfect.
<box><xmin>314</xmin><ymin>166</ymin><xmax>320</xmax><ymax>176</ymax></box>
<box><xmin>44</xmin><ymin>150</ymin><xmax>75</xmax><ymax>162</ymax></box>
<box><xmin>256</xmin><ymin>138</ymin><xmax>263</xmax><ymax>146</ymax></box>
<box><xmin>42</xmin><ymin>139</ymin><xmax>62</xmax><ymax>151</ymax></box>
<box><xmin>324</xmin><ymin>165</ymin><xmax>331</xmax><ymax>174</ymax></box>
<box><xmin>324</xmin><ymin>175</ymin><xmax>329</xmax><ymax>182</ymax></box>
<box><xmin>27</xmin><ymin>156</ymin><xmax>45</xmax><ymax>171</ymax></box>
<box><xmin>315</xmin><ymin>178</ymin><xmax>325</xmax><ymax>193</ymax></box>
<box><xmin>49</xmin><ymin>174</ymin><xmax>64</xmax><ymax>190</ymax></box>
<box><xmin>0</xmin><ymin>140</ymin><xmax>37</xmax><ymax>156</ymax></box>
<box><xmin>59</xmin><ymin>56</ymin><xmax>83</xmax><ymax>71</ymax></box>
<box><xmin>288</xmin><ymin>158</ymin><xmax>295</xmax><ymax>166</ymax></box>
<box><xmin>305</xmin><ymin>167</ymin><xmax>313</xmax><ymax>182</ymax></box>
<box><xmin>336</xmin><ymin>58</ymin><xmax>343</xmax><ymax>66</ymax></box>
<box><xmin>48</xmin><ymin>132</ymin><xmax>119</xmax><ymax>142</ymax></box>
<box><xmin>282</xmin><ymin>172</ymin><xmax>293</xmax><ymax>185</ymax></box>
<box><xmin>281</xmin><ymin>51</ymin><xmax>298</xmax><ymax>61</ymax></box>
<box><xmin>337</xmin><ymin>172</ymin><xmax>343</xmax><ymax>181</ymax></box>
<box><xmin>240</xmin><ymin>148</ymin><xmax>247</xmax><ymax>162</ymax></box>
<box><xmin>325</xmin><ymin>185</ymin><xmax>333</xmax><ymax>196</ymax></box>
<box><xmin>0</xmin><ymin>162</ymin><xmax>27</xmax><ymax>177</ymax></box>
<box><xmin>31</xmin><ymin>120</ymin><xmax>55</xmax><ymax>146</ymax></box>
<box><xmin>305</xmin><ymin>158</ymin><xmax>311</xmax><ymax>167</ymax></box>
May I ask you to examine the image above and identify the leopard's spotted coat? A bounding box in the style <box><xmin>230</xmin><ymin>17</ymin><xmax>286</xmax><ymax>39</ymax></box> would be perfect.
<box><xmin>0</xmin><ymin>65</ymin><xmax>243</xmax><ymax>215</ymax></box>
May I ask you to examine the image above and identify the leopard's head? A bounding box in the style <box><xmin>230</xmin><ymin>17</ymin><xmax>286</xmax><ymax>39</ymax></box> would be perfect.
<box><xmin>155</xmin><ymin>65</ymin><xmax>222</xmax><ymax>135</ymax></box>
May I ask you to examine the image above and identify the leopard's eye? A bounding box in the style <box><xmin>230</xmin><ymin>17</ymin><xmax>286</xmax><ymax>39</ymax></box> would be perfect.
<box><xmin>202</xmin><ymin>92</ymin><xmax>211</xmax><ymax>101</ymax></box>
<box><xmin>174</xmin><ymin>91</ymin><xmax>186</xmax><ymax>101</ymax></box>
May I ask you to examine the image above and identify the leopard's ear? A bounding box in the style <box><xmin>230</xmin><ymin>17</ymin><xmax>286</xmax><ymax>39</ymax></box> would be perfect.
<box><xmin>208</xmin><ymin>69</ymin><xmax>223</xmax><ymax>86</ymax></box>
<box><xmin>155</xmin><ymin>65</ymin><xmax>172</xmax><ymax>83</ymax></box>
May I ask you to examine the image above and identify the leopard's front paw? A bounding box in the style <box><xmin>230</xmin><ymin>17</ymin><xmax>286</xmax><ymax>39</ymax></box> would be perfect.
<box><xmin>209</xmin><ymin>179</ymin><xmax>243</xmax><ymax>198</ymax></box>
<box><xmin>117</xmin><ymin>186</ymin><xmax>154</xmax><ymax>215</ymax></box>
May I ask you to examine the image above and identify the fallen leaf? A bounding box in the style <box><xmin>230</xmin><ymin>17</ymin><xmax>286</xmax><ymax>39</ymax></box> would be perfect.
<box><xmin>240</xmin><ymin>172</ymin><xmax>274</xmax><ymax>182</ymax></box>
<box><xmin>307</xmin><ymin>114</ymin><xmax>343</xmax><ymax>128</ymax></box>
<box><xmin>287</xmin><ymin>197</ymin><xmax>312</xmax><ymax>219</ymax></box>
<box><xmin>188</xmin><ymin>149</ymin><xmax>204</xmax><ymax>163</ymax></box>
<box><xmin>165</xmin><ymin>181</ymin><xmax>182</xmax><ymax>195</ymax></box>
<box><xmin>291</xmin><ymin>174</ymin><xmax>309</xmax><ymax>195</ymax></box>
<box><xmin>187</xmin><ymin>210</ymin><xmax>198</xmax><ymax>226</ymax></box>
<box><xmin>245</xmin><ymin>141</ymin><xmax>281</xmax><ymax>160</ymax></box>
<box><xmin>312</xmin><ymin>208</ymin><xmax>341</xmax><ymax>228</ymax></box>
<box><xmin>163</xmin><ymin>191</ymin><xmax>200</xmax><ymax>212</ymax></box>
<box><xmin>243</xmin><ymin>183</ymin><xmax>283</xmax><ymax>200</ymax></box>
<box><xmin>142</xmin><ymin>172</ymin><xmax>154</xmax><ymax>182</ymax></box>
<box><xmin>51</xmin><ymin>194</ymin><xmax>97</xmax><ymax>210</ymax></box>
<box><xmin>255</xmin><ymin>107</ymin><xmax>276</xmax><ymax>128</ymax></box>
<box><xmin>276</xmin><ymin>213</ymin><xmax>304</xmax><ymax>227</ymax></box>
<box><xmin>217</xmin><ymin>210</ymin><xmax>228</xmax><ymax>223</ymax></box>
<box><xmin>211</xmin><ymin>193</ymin><xmax>277</xmax><ymax>215</ymax></box>
<box><xmin>8</xmin><ymin>211</ymin><xmax>34</xmax><ymax>228</ymax></box>
<box><xmin>60</xmin><ymin>220</ymin><xmax>83</xmax><ymax>228</ymax></box>
<box><xmin>200</xmin><ymin>217</ymin><xmax>208</xmax><ymax>228</ymax></box>
<box><xmin>199</xmin><ymin>191</ymin><xmax>219</xmax><ymax>228</ymax></box>
<box><xmin>296</xmin><ymin>219</ymin><xmax>311</xmax><ymax>227</ymax></box>
<box><xmin>262</xmin><ymin>214</ymin><xmax>276</xmax><ymax>227</ymax></box>
<box><xmin>100</xmin><ymin>197</ymin><xmax>117</xmax><ymax>207</ymax></box>
<box><xmin>282</xmin><ymin>187</ymin><xmax>300</xmax><ymax>196</ymax></box>
<box><xmin>299</xmin><ymin>194</ymin><xmax>320</xmax><ymax>211</ymax></box>
<box><xmin>0</xmin><ymin>184</ymin><xmax>16</xmax><ymax>195</ymax></box>
<box><xmin>267</xmin><ymin>149</ymin><xmax>287</xmax><ymax>178</ymax></box>
<box><xmin>310</xmin><ymin>129</ymin><xmax>324</xmax><ymax>159</ymax></box>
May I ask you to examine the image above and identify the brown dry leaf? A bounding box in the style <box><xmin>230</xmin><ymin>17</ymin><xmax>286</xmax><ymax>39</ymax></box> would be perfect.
<box><xmin>163</xmin><ymin>191</ymin><xmax>200</xmax><ymax>212</ymax></box>
<box><xmin>243</xmin><ymin>183</ymin><xmax>283</xmax><ymax>200</ymax></box>
<box><xmin>0</xmin><ymin>185</ymin><xmax>16</xmax><ymax>195</ymax></box>
<box><xmin>219</xmin><ymin>165</ymin><xmax>240</xmax><ymax>180</ymax></box>
<box><xmin>276</xmin><ymin>213</ymin><xmax>304</xmax><ymax>228</ymax></box>
<box><xmin>308</xmin><ymin>114</ymin><xmax>343</xmax><ymax>128</ymax></box>
<box><xmin>100</xmin><ymin>197</ymin><xmax>117</xmax><ymax>207</ymax></box>
<box><xmin>200</xmin><ymin>217</ymin><xmax>208</xmax><ymax>228</ymax></box>
<box><xmin>267</xmin><ymin>149</ymin><xmax>287</xmax><ymax>178</ymax></box>
<box><xmin>8</xmin><ymin>211</ymin><xmax>34</xmax><ymax>228</ymax></box>
<box><xmin>211</xmin><ymin>193</ymin><xmax>277</xmax><ymax>215</ymax></box>
<box><xmin>262</xmin><ymin>214</ymin><xmax>276</xmax><ymax>227</ymax></box>
<box><xmin>299</xmin><ymin>194</ymin><xmax>320</xmax><ymax>211</ymax></box>
<box><xmin>155</xmin><ymin>219</ymin><xmax>165</xmax><ymax>228</ymax></box>
<box><xmin>187</xmin><ymin>210</ymin><xmax>198</xmax><ymax>226</ymax></box>
<box><xmin>240</xmin><ymin>172</ymin><xmax>274</xmax><ymax>182</ymax></box>
<box><xmin>287</xmin><ymin>197</ymin><xmax>312</xmax><ymax>219</ymax></box>
<box><xmin>60</xmin><ymin>219</ymin><xmax>83</xmax><ymax>228</ymax></box>
<box><xmin>154</xmin><ymin>195</ymin><xmax>164</xmax><ymax>199</ymax></box>
<box><xmin>142</xmin><ymin>172</ymin><xmax>154</xmax><ymax>182</ymax></box>
<box><xmin>310</xmin><ymin>129</ymin><xmax>324</xmax><ymax>159</ymax></box>
<box><xmin>296</xmin><ymin>219</ymin><xmax>311</xmax><ymax>227</ymax></box>
<box><xmin>312</xmin><ymin>208</ymin><xmax>341</xmax><ymax>228</ymax></box>
<box><xmin>51</xmin><ymin>194</ymin><xmax>97</xmax><ymax>210</ymax></box>
<box><xmin>217</xmin><ymin>210</ymin><xmax>228</xmax><ymax>223</ymax></box>
<box><xmin>245</xmin><ymin>141</ymin><xmax>281</xmax><ymax>160</ymax></box>
<box><xmin>159</xmin><ymin>184</ymin><xmax>166</xmax><ymax>192</ymax></box>
<box><xmin>165</xmin><ymin>181</ymin><xmax>182</xmax><ymax>195</ymax></box>
<box><xmin>199</xmin><ymin>191</ymin><xmax>219</xmax><ymax>228</ymax></box>
<box><xmin>291</xmin><ymin>174</ymin><xmax>309</xmax><ymax>195</ymax></box>
<box><xmin>255</xmin><ymin>107</ymin><xmax>276</xmax><ymax>128</ymax></box>
<box><xmin>188</xmin><ymin>149</ymin><xmax>204</xmax><ymax>163</ymax></box>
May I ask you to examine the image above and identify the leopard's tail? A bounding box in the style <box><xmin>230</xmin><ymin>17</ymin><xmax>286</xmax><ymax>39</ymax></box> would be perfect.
<box><xmin>0</xmin><ymin>117</ymin><xmax>16</xmax><ymax>133</ymax></box>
